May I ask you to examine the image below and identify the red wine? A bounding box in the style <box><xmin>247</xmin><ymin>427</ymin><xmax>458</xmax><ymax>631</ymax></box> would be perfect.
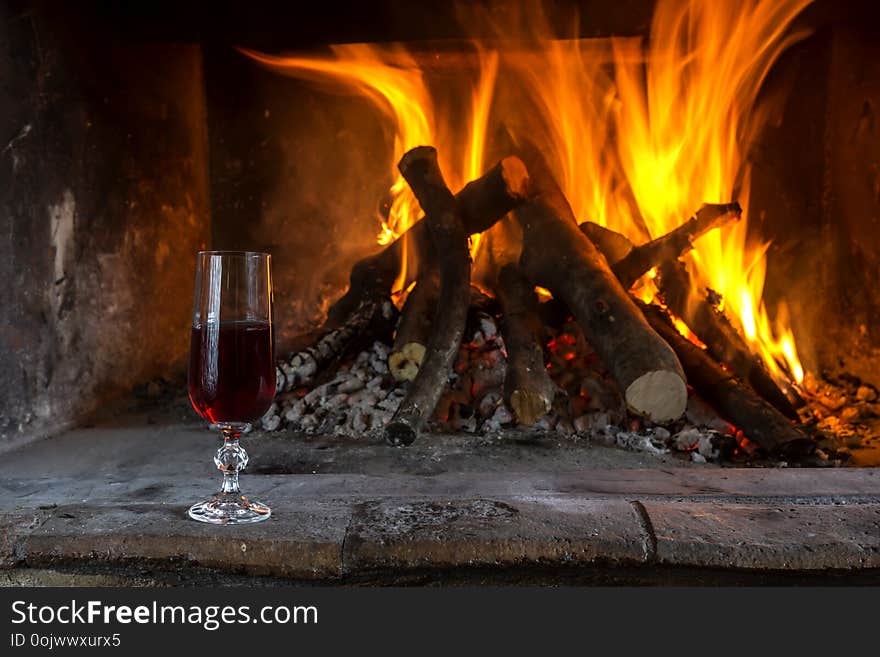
<box><xmin>188</xmin><ymin>321</ymin><xmax>275</xmax><ymax>423</ymax></box>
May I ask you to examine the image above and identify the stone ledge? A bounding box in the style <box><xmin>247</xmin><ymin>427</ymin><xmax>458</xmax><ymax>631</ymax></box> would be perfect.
<box><xmin>3</xmin><ymin>492</ymin><xmax>880</xmax><ymax>583</ymax></box>
<box><xmin>644</xmin><ymin>501</ymin><xmax>880</xmax><ymax>571</ymax></box>
<box><xmin>343</xmin><ymin>498</ymin><xmax>648</xmax><ymax>572</ymax></box>
<box><xmin>2</xmin><ymin>502</ymin><xmax>349</xmax><ymax>580</ymax></box>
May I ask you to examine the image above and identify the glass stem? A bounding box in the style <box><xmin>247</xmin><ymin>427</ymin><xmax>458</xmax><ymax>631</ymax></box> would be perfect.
<box><xmin>215</xmin><ymin>423</ymin><xmax>250</xmax><ymax>497</ymax></box>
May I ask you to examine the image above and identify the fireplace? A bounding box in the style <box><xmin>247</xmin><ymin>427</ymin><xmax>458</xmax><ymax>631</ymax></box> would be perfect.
<box><xmin>3</xmin><ymin>0</ymin><xmax>880</xmax><ymax>467</ymax></box>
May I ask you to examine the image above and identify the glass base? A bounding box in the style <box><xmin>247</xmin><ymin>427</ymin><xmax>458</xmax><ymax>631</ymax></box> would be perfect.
<box><xmin>187</xmin><ymin>494</ymin><xmax>271</xmax><ymax>525</ymax></box>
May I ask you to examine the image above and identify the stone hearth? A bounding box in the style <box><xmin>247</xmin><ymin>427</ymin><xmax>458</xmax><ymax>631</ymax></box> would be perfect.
<box><xmin>1</xmin><ymin>407</ymin><xmax>878</xmax><ymax>586</ymax></box>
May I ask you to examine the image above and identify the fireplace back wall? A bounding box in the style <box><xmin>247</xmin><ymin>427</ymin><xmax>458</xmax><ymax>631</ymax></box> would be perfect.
<box><xmin>0</xmin><ymin>2</ymin><xmax>211</xmax><ymax>448</ymax></box>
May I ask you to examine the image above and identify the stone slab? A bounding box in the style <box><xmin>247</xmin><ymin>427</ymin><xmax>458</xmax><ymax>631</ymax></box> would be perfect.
<box><xmin>3</xmin><ymin>501</ymin><xmax>350</xmax><ymax>580</ymax></box>
<box><xmin>343</xmin><ymin>498</ymin><xmax>648</xmax><ymax>573</ymax></box>
<box><xmin>2</xmin><ymin>418</ymin><xmax>880</xmax><ymax>583</ymax></box>
<box><xmin>644</xmin><ymin>501</ymin><xmax>880</xmax><ymax>570</ymax></box>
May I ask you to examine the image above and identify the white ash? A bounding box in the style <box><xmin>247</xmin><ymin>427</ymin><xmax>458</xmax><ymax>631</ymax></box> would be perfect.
<box><xmin>274</xmin><ymin>300</ymin><xmax>396</xmax><ymax>394</ymax></box>
<box><xmin>259</xmin><ymin>310</ymin><xmax>745</xmax><ymax>462</ymax></box>
<box><xmin>615</xmin><ymin>431</ymin><xmax>669</xmax><ymax>455</ymax></box>
<box><xmin>673</xmin><ymin>427</ymin><xmax>703</xmax><ymax>451</ymax></box>
<box><xmin>697</xmin><ymin>434</ymin><xmax>722</xmax><ymax>460</ymax></box>
<box><xmin>276</xmin><ymin>353</ymin><xmax>317</xmax><ymax>394</ymax></box>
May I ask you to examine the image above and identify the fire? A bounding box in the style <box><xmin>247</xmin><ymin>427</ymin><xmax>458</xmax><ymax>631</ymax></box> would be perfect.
<box><xmin>607</xmin><ymin>0</ymin><xmax>812</xmax><ymax>385</ymax></box>
<box><xmin>241</xmin><ymin>0</ymin><xmax>812</xmax><ymax>386</ymax></box>
<box><xmin>240</xmin><ymin>43</ymin><xmax>498</xmax><ymax>293</ymax></box>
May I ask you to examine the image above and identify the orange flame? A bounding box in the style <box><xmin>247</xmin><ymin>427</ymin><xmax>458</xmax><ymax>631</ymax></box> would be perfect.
<box><xmin>241</xmin><ymin>0</ymin><xmax>811</xmax><ymax>386</ymax></box>
<box><xmin>240</xmin><ymin>43</ymin><xmax>497</xmax><ymax>294</ymax></box>
<box><xmin>608</xmin><ymin>0</ymin><xmax>811</xmax><ymax>384</ymax></box>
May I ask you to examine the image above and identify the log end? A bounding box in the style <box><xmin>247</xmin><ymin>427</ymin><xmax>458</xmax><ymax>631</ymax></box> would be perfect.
<box><xmin>388</xmin><ymin>342</ymin><xmax>426</xmax><ymax>382</ymax></box>
<box><xmin>624</xmin><ymin>370</ymin><xmax>688</xmax><ymax>423</ymax></box>
<box><xmin>385</xmin><ymin>421</ymin><xmax>418</xmax><ymax>447</ymax></box>
<box><xmin>500</xmin><ymin>156</ymin><xmax>531</xmax><ymax>200</ymax></box>
<box><xmin>398</xmin><ymin>145</ymin><xmax>438</xmax><ymax>177</ymax></box>
<box><xmin>579</xmin><ymin>221</ymin><xmax>634</xmax><ymax>265</ymax></box>
<box><xmin>696</xmin><ymin>201</ymin><xmax>743</xmax><ymax>230</ymax></box>
<box><xmin>510</xmin><ymin>389</ymin><xmax>553</xmax><ymax>426</ymax></box>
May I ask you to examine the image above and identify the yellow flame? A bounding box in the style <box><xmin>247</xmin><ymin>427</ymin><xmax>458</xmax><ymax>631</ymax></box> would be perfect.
<box><xmin>495</xmin><ymin>0</ymin><xmax>808</xmax><ymax>384</ymax></box>
<box><xmin>241</xmin><ymin>42</ymin><xmax>497</xmax><ymax>289</ymax></box>
<box><xmin>241</xmin><ymin>0</ymin><xmax>811</xmax><ymax>385</ymax></box>
<box><xmin>608</xmin><ymin>0</ymin><xmax>811</xmax><ymax>383</ymax></box>
<box><xmin>465</xmin><ymin>48</ymin><xmax>499</xmax><ymax>261</ymax></box>
<box><xmin>239</xmin><ymin>44</ymin><xmax>432</xmax><ymax>293</ymax></box>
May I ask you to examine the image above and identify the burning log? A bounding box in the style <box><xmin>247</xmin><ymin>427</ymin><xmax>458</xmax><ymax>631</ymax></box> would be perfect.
<box><xmin>514</xmin><ymin>175</ymin><xmax>688</xmax><ymax>423</ymax></box>
<box><xmin>279</xmin><ymin>156</ymin><xmax>529</xmax><ymax>393</ymax></box>
<box><xmin>580</xmin><ymin>202</ymin><xmax>742</xmax><ymax>288</ymax></box>
<box><xmin>658</xmin><ymin>260</ymin><xmax>800</xmax><ymax>419</ymax></box>
<box><xmin>578</xmin><ymin>222</ymin><xmax>634</xmax><ymax>267</ymax></box>
<box><xmin>640</xmin><ymin>301</ymin><xmax>812</xmax><ymax>455</ymax></box>
<box><xmin>385</xmin><ymin>146</ymin><xmax>471</xmax><ymax>447</ymax></box>
<box><xmin>326</xmin><ymin>156</ymin><xmax>530</xmax><ymax>325</ymax></box>
<box><xmin>388</xmin><ymin>268</ymin><xmax>439</xmax><ymax>382</ymax></box>
<box><xmin>581</xmin><ymin>216</ymin><xmax>800</xmax><ymax>419</ymax></box>
<box><xmin>275</xmin><ymin>298</ymin><xmax>396</xmax><ymax>393</ymax></box>
<box><xmin>496</xmin><ymin>263</ymin><xmax>557</xmax><ymax>425</ymax></box>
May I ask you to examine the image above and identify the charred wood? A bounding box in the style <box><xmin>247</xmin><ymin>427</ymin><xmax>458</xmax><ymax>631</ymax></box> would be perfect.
<box><xmin>513</xmin><ymin>170</ymin><xmax>687</xmax><ymax>423</ymax></box>
<box><xmin>658</xmin><ymin>260</ymin><xmax>800</xmax><ymax>419</ymax></box>
<box><xmin>640</xmin><ymin>301</ymin><xmax>812</xmax><ymax>454</ymax></box>
<box><xmin>388</xmin><ymin>268</ymin><xmax>440</xmax><ymax>382</ymax></box>
<box><xmin>275</xmin><ymin>298</ymin><xmax>397</xmax><ymax>393</ymax></box>
<box><xmin>583</xmin><ymin>216</ymin><xmax>801</xmax><ymax>419</ymax></box>
<box><xmin>496</xmin><ymin>263</ymin><xmax>557</xmax><ymax>425</ymax></box>
<box><xmin>579</xmin><ymin>222</ymin><xmax>635</xmax><ymax>267</ymax></box>
<box><xmin>327</xmin><ymin>156</ymin><xmax>529</xmax><ymax>325</ymax></box>
<box><xmin>385</xmin><ymin>146</ymin><xmax>472</xmax><ymax>447</ymax></box>
<box><xmin>610</xmin><ymin>203</ymin><xmax>741</xmax><ymax>288</ymax></box>
<box><xmin>282</xmin><ymin>156</ymin><xmax>529</xmax><ymax>394</ymax></box>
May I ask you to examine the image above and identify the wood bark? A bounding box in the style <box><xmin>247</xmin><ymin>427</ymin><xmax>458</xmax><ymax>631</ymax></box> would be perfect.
<box><xmin>640</xmin><ymin>301</ymin><xmax>812</xmax><ymax>454</ymax></box>
<box><xmin>496</xmin><ymin>263</ymin><xmax>556</xmax><ymax>425</ymax></box>
<box><xmin>583</xmin><ymin>216</ymin><xmax>801</xmax><ymax>419</ymax></box>
<box><xmin>619</xmin><ymin>203</ymin><xmax>740</xmax><ymax>287</ymax></box>
<box><xmin>388</xmin><ymin>268</ymin><xmax>440</xmax><ymax>382</ymax></box>
<box><xmin>278</xmin><ymin>156</ymin><xmax>529</xmax><ymax>392</ymax></box>
<box><xmin>582</xmin><ymin>202</ymin><xmax>741</xmax><ymax>289</ymax></box>
<box><xmin>658</xmin><ymin>261</ymin><xmax>800</xmax><ymax>419</ymax></box>
<box><xmin>513</xmin><ymin>175</ymin><xmax>688</xmax><ymax>423</ymax></box>
<box><xmin>326</xmin><ymin>156</ymin><xmax>529</xmax><ymax>325</ymax></box>
<box><xmin>579</xmin><ymin>222</ymin><xmax>634</xmax><ymax>268</ymax></box>
<box><xmin>385</xmin><ymin>147</ymin><xmax>472</xmax><ymax>446</ymax></box>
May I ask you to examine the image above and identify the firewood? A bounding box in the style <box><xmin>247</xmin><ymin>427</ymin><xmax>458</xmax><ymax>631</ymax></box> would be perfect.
<box><xmin>496</xmin><ymin>263</ymin><xmax>556</xmax><ymax>425</ymax></box>
<box><xmin>579</xmin><ymin>222</ymin><xmax>635</xmax><ymax>267</ymax></box>
<box><xmin>388</xmin><ymin>268</ymin><xmax>440</xmax><ymax>382</ymax></box>
<box><xmin>640</xmin><ymin>301</ymin><xmax>812</xmax><ymax>454</ymax></box>
<box><xmin>580</xmin><ymin>216</ymin><xmax>800</xmax><ymax>419</ymax></box>
<box><xmin>513</xmin><ymin>173</ymin><xmax>688</xmax><ymax>423</ymax></box>
<box><xmin>275</xmin><ymin>298</ymin><xmax>397</xmax><ymax>393</ymax></box>
<box><xmin>385</xmin><ymin>146</ymin><xmax>472</xmax><ymax>447</ymax></box>
<box><xmin>280</xmin><ymin>156</ymin><xmax>529</xmax><ymax>392</ymax></box>
<box><xmin>658</xmin><ymin>260</ymin><xmax>800</xmax><ymax>419</ymax></box>
<box><xmin>326</xmin><ymin>156</ymin><xmax>530</xmax><ymax>325</ymax></box>
<box><xmin>596</xmin><ymin>203</ymin><xmax>741</xmax><ymax>288</ymax></box>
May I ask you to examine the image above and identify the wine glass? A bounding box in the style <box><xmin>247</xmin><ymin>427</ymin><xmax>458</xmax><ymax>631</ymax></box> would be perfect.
<box><xmin>187</xmin><ymin>251</ymin><xmax>275</xmax><ymax>524</ymax></box>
